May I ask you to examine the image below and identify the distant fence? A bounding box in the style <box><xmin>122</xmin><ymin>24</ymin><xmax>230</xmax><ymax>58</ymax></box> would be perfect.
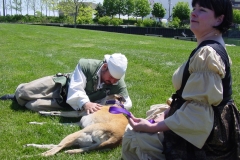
<box><xmin>37</xmin><ymin>23</ymin><xmax>239</xmax><ymax>38</ymax></box>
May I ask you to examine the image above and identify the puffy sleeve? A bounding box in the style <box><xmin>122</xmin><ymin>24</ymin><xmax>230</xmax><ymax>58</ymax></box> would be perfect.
<box><xmin>165</xmin><ymin>46</ymin><xmax>226</xmax><ymax>149</ymax></box>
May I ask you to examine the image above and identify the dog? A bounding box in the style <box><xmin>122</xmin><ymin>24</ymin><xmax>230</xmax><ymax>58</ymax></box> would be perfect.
<box><xmin>24</xmin><ymin>94</ymin><xmax>128</xmax><ymax>156</ymax></box>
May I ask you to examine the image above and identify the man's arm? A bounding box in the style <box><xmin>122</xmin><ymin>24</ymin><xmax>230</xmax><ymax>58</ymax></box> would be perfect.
<box><xmin>66</xmin><ymin>64</ymin><xmax>90</xmax><ymax>110</ymax></box>
<box><xmin>66</xmin><ymin>64</ymin><xmax>102</xmax><ymax>114</ymax></box>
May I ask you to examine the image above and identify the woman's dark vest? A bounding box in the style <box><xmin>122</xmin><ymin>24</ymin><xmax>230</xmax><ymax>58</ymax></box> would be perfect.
<box><xmin>163</xmin><ymin>40</ymin><xmax>240</xmax><ymax>160</ymax></box>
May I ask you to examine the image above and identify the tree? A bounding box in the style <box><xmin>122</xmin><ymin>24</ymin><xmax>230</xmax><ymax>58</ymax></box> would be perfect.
<box><xmin>24</xmin><ymin>0</ymin><xmax>30</xmax><ymax>15</ymax></box>
<box><xmin>124</xmin><ymin>0</ymin><xmax>134</xmax><ymax>20</ymax></box>
<box><xmin>30</xmin><ymin>0</ymin><xmax>38</xmax><ymax>16</ymax></box>
<box><xmin>116</xmin><ymin>0</ymin><xmax>126</xmax><ymax>19</ymax></box>
<box><xmin>41</xmin><ymin>0</ymin><xmax>49</xmax><ymax>16</ymax></box>
<box><xmin>39</xmin><ymin>0</ymin><xmax>45</xmax><ymax>16</ymax></box>
<box><xmin>151</xmin><ymin>2</ymin><xmax>165</xmax><ymax>22</ymax></box>
<box><xmin>103</xmin><ymin>0</ymin><xmax>118</xmax><ymax>18</ymax></box>
<box><xmin>58</xmin><ymin>0</ymin><xmax>81</xmax><ymax>27</ymax></box>
<box><xmin>134</xmin><ymin>0</ymin><xmax>151</xmax><ymax>21</ymax></box>
<box><xmin>77</xmin><ymin>5</ymin><xmax>95</xmax><ymax>24</ymax></box>
<box><xmin>94</xmin><ymin>2</ymin><xmax>105</xmax><ymax>19</ymax></box>
<box><xmin>172</xmin><ymin>2</ymin><xmax>190</xmax><ymax>25</ymax></box>
<box><xmin>11</xmin><ymin>0</ymin><xmax>22</xmax><ymax>14</ymax></box>
<box><xmin>48</xmin><ymin>0</ymin><xmax>59</xmax><ymax>17</ymax></box>
<box><xmin>8</xmin><ymin>0</ymin><xmax>13</xmax><ymax>15</ymax></box>
<box><xmin>233</xmin><ymin>9</ymin><xmax>240</xmax><ymax>24</ymax></box>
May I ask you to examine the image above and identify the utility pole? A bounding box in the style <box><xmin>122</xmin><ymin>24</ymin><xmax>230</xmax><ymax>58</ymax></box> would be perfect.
<box><xmin>3</xmin><ymin>0</ymin><xmax>6</xmax><ymax>16</ymax></box>
<box><xmin>168</xmin><ymin>0</ymin><xmax>171</xmax><ymax>20</ymax></box>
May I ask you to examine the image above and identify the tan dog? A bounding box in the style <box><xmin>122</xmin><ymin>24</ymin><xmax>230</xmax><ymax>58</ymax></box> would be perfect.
<box><xmin>25</xmin><ymin>94</ymin><xmax>128</xmax><ymax>156</ymax></box>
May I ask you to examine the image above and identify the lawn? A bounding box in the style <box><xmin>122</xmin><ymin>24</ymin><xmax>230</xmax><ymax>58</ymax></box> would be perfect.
<box><xmin>0</xmin><ymin>23</ymin><xmax>240</xmax><ymax>160</ymax></box>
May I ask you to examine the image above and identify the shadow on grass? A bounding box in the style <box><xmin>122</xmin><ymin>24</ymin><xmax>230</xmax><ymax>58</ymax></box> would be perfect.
<box><xmin>58</xmin><ymin>116</ymin><xmax>80</xmax><ymax>123</ymax></box>
<box><xmin>9</xmin><ymin>100</ymin><xmax>81</xmax><ymax>124</ymax></box>
<box><xmin>10</xmin><ymin>101</ymin><xmax>28</xmax><ymax>111</ymax></box>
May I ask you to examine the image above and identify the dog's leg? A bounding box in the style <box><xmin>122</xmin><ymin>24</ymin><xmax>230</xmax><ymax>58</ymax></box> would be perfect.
<box><xmin>39</xmin><ymin>110</ymin><xmax>86</xmax><ymax>118</ymax></box>
<box><xmin>64</xmin><ymin>143</ymin><xmax>100</xmax><ymax>154</ymax></box>
<box><xmin>41</xmin><ymin>130</ymin><xmax>85</xmax><ymax>156</ymax></box>
<box><xmin>65</xmin><ymin>124</ymin><xmax>122</xmax><ymax>154</ymax></box>
<box><xmin>64</xmin><ymin>136</ymin><xmax>119</xmax><ymax>154</ymax></box>
<box><xmin>24</xmin><ymin>144</ymin><xmax>57</xmax><ymax>149</ymax></box>
<box><xmin>42</xmin><ymin>123</ymin><xmax>114</xmax><ymax>156</ymax></box>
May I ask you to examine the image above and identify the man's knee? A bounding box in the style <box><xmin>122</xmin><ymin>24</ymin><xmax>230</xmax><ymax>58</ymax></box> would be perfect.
<box><xmin>15</xmin><ymin>83</ymin><xmax>28</xmax><ymax>106</ymax></box>
<box><xmin>25</xmin><ymin>99</ymin><xmax>63</xmax><ymax>112</ymax></box>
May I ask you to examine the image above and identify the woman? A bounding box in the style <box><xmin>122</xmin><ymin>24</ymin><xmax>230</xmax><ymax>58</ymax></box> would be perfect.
<box><xmin>122</xmin><ymin>0</ymin><xmax>240</xmax><ymax>159</ymax></box>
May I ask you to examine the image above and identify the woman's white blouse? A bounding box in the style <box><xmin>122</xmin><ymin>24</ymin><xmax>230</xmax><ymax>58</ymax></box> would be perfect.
<box><xmin>164</xmin><ymin>46</ymin><xmax>230</xmax><ymax>149</ymax></box>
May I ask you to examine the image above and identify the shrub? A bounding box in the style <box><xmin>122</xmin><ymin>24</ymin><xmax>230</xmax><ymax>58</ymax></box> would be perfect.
<box><xmin>180</xmin><ymin>24</ymin><xmax>190</xmax><ymax>29</ymax></box>
<box><xmin>77</xmin><ymin>17</ymin><xmax>93</xmax><ymax>24</ymax></box>
<box><xmin>168</xmin><ymin>17</ymin><xmax>181</xmax><ymax>28</ymax></box>
<box><xmin>142</xmin><ymin>18</ymin><xmax>155</xmax><ymax>27</ymax></box>
<box><xmin>136</xmin><ymin>21</ymin><xmax>144</xmax><ymax>27</ymax></box>
<box><xmin>110</xmin><ymin>18</ymin><xmax>123</xmax><ymax>26</ymax></box>
<box><xmin>4</xmin><ymin>15</ymin><xmax>14</xmax><ymax>22</ymax></box>
<box><xmin>98</xmin><ymin>16</ymin><xmax>111</xmax><ymax>26</ymax></box>
<box><xmin>123</xmin><ymin>18</ymin><xmax>137</xmax><ymax>25</ymax></box>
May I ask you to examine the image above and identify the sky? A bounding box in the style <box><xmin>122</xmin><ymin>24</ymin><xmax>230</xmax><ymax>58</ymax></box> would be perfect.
<box><xmin>0</xmin><ymin>0</ymin><xmax>192</xmax><ymax>19</ymax></box>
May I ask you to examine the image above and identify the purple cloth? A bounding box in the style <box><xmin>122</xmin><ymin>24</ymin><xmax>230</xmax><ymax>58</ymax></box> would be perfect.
<box><xmin>109</xmin><ymin>106</ymin><xmax>155</xmax><ymax>123</ymax></box>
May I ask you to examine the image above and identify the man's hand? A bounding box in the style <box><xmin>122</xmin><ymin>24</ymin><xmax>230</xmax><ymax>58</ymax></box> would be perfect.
<box><xmin>83</xmin><ymin>102</ymin><xmax>102</xmax><ymax>114</ymax></box>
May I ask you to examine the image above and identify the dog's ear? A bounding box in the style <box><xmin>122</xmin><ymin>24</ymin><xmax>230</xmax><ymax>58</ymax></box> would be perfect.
<box><xmin>114</xmin><ymin>94</ymin><xmax>126</xmax><ymax>103</ymax></box>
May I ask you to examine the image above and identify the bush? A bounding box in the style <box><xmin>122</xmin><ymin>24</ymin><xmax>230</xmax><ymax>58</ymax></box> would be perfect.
<box><xmin>168</xmin><ymin>17</ymin><xmax>181</xmax><ymax>28</ymax></box>
<box><xmin>98</xmin><ymin>16</ymin><xmax>111</xmax><ymax>26</ymax></box>
<box><xmin>135</xmin><ymin>21</ymin><xmax>144</xmax><ymax>27</ymax></box>
<box><xmin>92</xmin><ymin>17</ymin><xmax>98</xmax><ymax>24</ymax></box>
<box><xmin>180</xmin><ymin>24</ymin><xmax>190</xmax><ymax>29</ymax></box>
<box><xmin>142</xmin><ymin>18</ymin><xmax>155</xmax><ymax>27</ymax></box>
<box><xmin>4</xmin><ymin>15</ymin><xmax>13</xmax><ymax>22</ymax></box>
<box><xmin>123</xmin><ymin>18</ymin><xmax>137</xmax><ymax>25</ymax></box>
<box><xmin>110</xmin><ymin>18</ymin><xmax>123</xmax><ymax>26</ymax></box>
<box><xmin>12</xmin><ymin>14</ymin><xmax>24</xmax><ymax>22</ymax></box>
<box><xmin>64</xmin><ymin>16</ymin><xmax>74</xmax><ymax>24</ymax></box>
<box><xmin>77</xmin><ymin>17</ymin><xmax>93</xmax><ymax>24</ymax></box>
<box><xmin>39</xmin><ymin>17</ymin><xmax>50</xmax><ymax>24</ymax></box>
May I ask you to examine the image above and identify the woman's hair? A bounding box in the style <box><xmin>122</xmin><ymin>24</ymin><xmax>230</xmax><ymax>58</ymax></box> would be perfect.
<box><xmin>192</xmin><ymin>0</ymin><xmax>233</xmax><ymax>33</ymax></box>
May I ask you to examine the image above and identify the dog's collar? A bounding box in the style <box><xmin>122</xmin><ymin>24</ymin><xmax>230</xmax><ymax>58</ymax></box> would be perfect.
<box><xmin>105</xmin><ymin>100</ymin><xmax>124</xmax><ymax>108</ymax></box>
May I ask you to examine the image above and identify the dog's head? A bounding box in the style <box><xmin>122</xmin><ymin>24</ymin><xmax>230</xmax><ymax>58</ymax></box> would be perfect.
<box><xmin>110</xmin><ymin>94</ymin><xmax>126</xmax><ymax>103</ymax></box>
<box><xmin>106</xmin><ymin>94</ymin><xmax>126</xmax><ymax>103</ymax></box>
<box><xmin>99</xmin><ymin>94</ymin><xmax>126</xmax><ymax>107</ymax></box>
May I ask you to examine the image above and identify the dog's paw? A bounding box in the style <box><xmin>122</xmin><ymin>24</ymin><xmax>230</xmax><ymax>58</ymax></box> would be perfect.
<box><xmin>39</xmin><ymin>111</ymin><xmax>61</xmax><ymax>116</ymax></box>
<box><xmin>23</xmin><ymin>144</ymin><xmax>34</xmax><ymax>147</ymax></box>
<box><xmin>65</xmin><ymin>149</ymin><xmax>83</xmax><ymax>154</ymax></box>
<box><xmin>41</xmin><ymin>152</ymin><xmax>54</xmax><ymax>157</ymax></box>
<box><xmin>29</xmin><ymin>122</ymin><xmax>46</xmax><ymax>125</ymax></box>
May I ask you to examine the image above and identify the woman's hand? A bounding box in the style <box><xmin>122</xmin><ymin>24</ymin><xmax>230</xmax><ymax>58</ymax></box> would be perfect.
<box><xmin>129</xmin><ymin>115</ymin><xmax>152</xmax><ymax>132</ymax></box>
<box><xmin>128</xmin><ymin>112</ymin><xmax>170</xmax><ymax>133</ymax></box>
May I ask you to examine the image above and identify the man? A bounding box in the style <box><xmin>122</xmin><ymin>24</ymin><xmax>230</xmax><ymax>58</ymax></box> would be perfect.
<box><xmin>0</xmin><ymin>53</ymin><xmax>132</xmax><ymax>114</ymax></box>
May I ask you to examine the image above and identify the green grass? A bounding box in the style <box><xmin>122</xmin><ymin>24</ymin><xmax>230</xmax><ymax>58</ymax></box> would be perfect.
<box><xmin>0</xmin><ymin>23</ymin><xmax>240</xmax><ymax>159</ymax></box>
